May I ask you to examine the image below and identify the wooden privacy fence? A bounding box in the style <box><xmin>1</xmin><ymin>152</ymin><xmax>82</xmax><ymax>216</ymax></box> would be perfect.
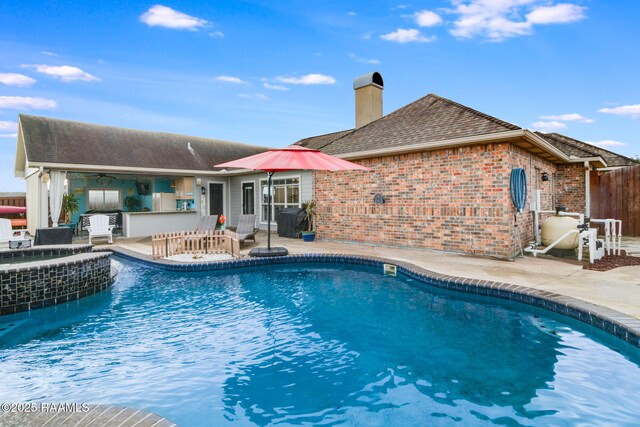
<box><xmin>590</xmin><ymin>165</ymin><xmax>640</xmax><ymax>236</ymax></box>
<box><xmin>151</xmin><ymin>230</ymin><xmax>240</xmax><ymax>259</ymax></box>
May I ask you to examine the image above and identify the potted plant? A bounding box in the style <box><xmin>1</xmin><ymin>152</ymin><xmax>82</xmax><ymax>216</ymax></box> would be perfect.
<box><xmin>301</xmin><ymin>200</ymin><xmax>316</xmax><ymax>242</ymax></box>
<box><xmin>61</xmin><ymin>193</ymin><xmax>79</xmax><ymax>224</ymax></box>
<box><xmin>124</xmin><ymin>195</ymin><xmax>141</xmax><ymax>212</ymax></box>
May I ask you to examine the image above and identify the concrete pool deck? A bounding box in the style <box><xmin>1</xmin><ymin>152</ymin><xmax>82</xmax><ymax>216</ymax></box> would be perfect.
<box><xmin>102</xmin><ymin>232</ymin><xmax>640</xmax><ymax>322</ymax></box>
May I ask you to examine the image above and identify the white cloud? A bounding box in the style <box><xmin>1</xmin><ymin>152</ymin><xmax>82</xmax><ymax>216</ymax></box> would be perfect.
<box><xmin>540</xmin><ymin>113</ymin><xmax>593</xmax><ymax>123</ymax></box>
<box><xmin>347</xmin><ymin>11</ymin><xmax>357</xmax><ymax>16</ymax></box>
<box><xmin>0</xmin><ymin>73</ymin><xmax>36</xmax><ymax>87</ymax></box>
<box><xmin>0</xmin><ymin>121</ymin><xmax>18</xmax><ymax>132</ymax></box>
<box><xmin>140</xmin><ymin>5</ymin><xmax>208</xmax><ymax>31</ymax></box>
<box><xmin>28</xmin><ymin>65</ymin><xmax>100</xmax><ymax>82</ymax></box>
<box><xmin>263</xmin><ymin>82</ymin><xmax>289</xmax><ymax>91</ymax></box>
<box><xmin>450</xmin><ymin>1</ymin><xmax>587</xmax><ymax>41</ymax></box>
<box><xmin>216</xmin><ymin>75</ymin><xmax>246</xmax><ymax>84</ymax></box>
<box><xmin>587</xmin><ymin>140</ymin><xmax>627</xmax><ymax>148</ymax></box>
<box><xmin>598</xmin><ymin>104</ymin><xmax>640</xmax><ymax>119</ymax></box>
<box><xmin>415</xmin><ymin>10</ymin><xmax>443</xmax><ymax>27</ymax></box>
<box><xmin>381</xmin><ymin>28</ymin><xmax>435</xmax><ymax>43</ymax></box>
<box><xmin>276</xmin><ymin>74</ymin><xmax>336</xmax><ymax>85</ymax></box>
<box><xmin>0</xmin><ymin>133</ymin><xmax>17</xmax><ymax>138</ymax></box>
<box><xmin>532</xmin><ymin>120</ymin><xmax>567</xmax><ymax>131</ymax></box>
<box><xmin>526</xmin><ymin>3</ymin><xmax>585</xmax><ymax>24</ymax></box>
<box><xmin>41</xmin><ymin>51</ymin><xmax>58</xmax><ymax>57</ymax></box>
<box><xmin>348</xmin><ymin>53</ymin><xmax>381</xmax><ymax>65</ymax></box>
<box><xmin>209</xmin><ymin>31</ymin><xmax>224</xmax><ymax>38</ymax></box>
<box><xmin>238</xmin><ymin>93</ymin><xmax>269</xmax><ymax>100</ymax></box>
<box><xmin>0</xmin><ymin>96</ymin><xmax>57</xmax><ymax>110</ymax></box>
<box><xmin>361</xmin><ymin>32</ymin><xmax>373</xmax><ymax>40</ymax></box>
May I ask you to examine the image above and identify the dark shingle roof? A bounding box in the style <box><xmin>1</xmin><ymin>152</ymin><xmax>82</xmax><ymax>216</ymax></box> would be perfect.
<box><xmin>294</xmin><ymin>129</ymin><xmax>353</xmax><ymax>150</ymax></box>
<box><xmin>19</xmin><ymin>114</ymin><xmax>267</xmax><ymax>171</ymax></box>
<box><xmin>536</xmin><ymin>132</ymin><xmax>639</xmax><ymax>167</ymax></box>
<box><xmin>310</xmin><ymin>94</ymin><xmax>521</xmax><ymax>155</ymax></box>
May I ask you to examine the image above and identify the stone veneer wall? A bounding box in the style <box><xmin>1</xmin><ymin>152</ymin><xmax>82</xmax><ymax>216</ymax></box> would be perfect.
<box><xmin>1</xmin><ymin>252</ymin><xmax>112</xmax><ymax>315</ymax></box>
<box><xmin>314</xmin><ymin>143</ymin><xmax>520</xmax><ymax>258</ymax></box>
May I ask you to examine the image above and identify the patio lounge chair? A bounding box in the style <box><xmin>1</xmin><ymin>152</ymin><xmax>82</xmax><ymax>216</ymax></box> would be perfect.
<box><xmin>236</xmin><ymin>214</ymin><xmax>258</xmax><ymax>247</ymax></box>
<box><xmin>87</xmin><ymin>214</ymin><xmax>114</xmax><ymax>244</ymax></box>
<box><xmin>196</xmin><ymin>215</ymin><xmax>219</xmax><ymax>232</ymax></box>
<box><xmin>1</xmin><ymin>218</ymin><xmax>29</xmax><ymax>248</ymax></box>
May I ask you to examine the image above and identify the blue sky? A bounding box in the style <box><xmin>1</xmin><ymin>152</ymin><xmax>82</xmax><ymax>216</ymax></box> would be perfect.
<box><xmin>1</xmin><ymin>0</ymin><xmax>639</xmax><ymax>191</ymax></box>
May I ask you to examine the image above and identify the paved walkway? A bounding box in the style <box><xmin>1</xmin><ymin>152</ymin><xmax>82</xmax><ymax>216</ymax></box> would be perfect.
<box><xmin>0</xmin><ymin>404</ymin><xmax>176</xmax><ymax>427</ymax></box>
<box><xmin>103</xmin><ymin>233</ymin><xmax>640</xmax><ymax>321</ymax></box>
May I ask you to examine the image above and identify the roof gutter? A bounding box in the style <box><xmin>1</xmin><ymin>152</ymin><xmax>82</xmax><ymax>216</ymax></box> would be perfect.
<box><xmin>24</xmin><ymin>161</ymin><xmax>237</xmax><ymax>177</ymax></box>
<box><xmin>524</xmin><ymin>131</ymin><xmax>607</xmax><ymax>167</ymax></box>
<box><xmin>568</xmin><ymin>155</ymin><xmax>607</xmax><ymax>168</ymax></box>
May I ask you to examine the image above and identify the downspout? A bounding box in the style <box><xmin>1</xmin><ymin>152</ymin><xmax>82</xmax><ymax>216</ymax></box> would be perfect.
<box><xmin>584</xmin><ymin>161</ymin><xmax>590</xmax><ymax>218</ymax></box>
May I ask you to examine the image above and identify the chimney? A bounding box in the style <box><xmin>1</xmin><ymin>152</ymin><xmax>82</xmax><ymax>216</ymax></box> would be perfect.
<box><xmin>354</xmin><ymin>71</ymin><xmax>384</xmax><ymax>129</ymax></box>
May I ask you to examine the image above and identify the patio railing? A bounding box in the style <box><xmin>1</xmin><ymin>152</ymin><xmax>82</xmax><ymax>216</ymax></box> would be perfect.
<box><xmin>151</xmin><ymin>230</ymin><xmax>240</xmax><ymax>260</ymax></box>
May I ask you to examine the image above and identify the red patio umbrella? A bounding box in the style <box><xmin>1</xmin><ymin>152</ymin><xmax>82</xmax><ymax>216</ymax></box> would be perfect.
<box><xmin>216</xmin><ymin>145</ymin><xmax>369</xmax><ymax>256</ymax></box>
<box><xmin>0</xmin><ymin>206</ymin><xmax>26</xmax><ymax>215</ymax></box>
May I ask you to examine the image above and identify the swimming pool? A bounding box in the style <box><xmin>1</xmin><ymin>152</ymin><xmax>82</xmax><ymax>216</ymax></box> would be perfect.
<box><xmin>1</xmin><ymin>258</ymin><xmax>639</xmax><ymax>426</ymax></box>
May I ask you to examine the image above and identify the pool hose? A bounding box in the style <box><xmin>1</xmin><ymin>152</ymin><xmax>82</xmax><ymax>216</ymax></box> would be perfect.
<box><xmin>510</xmin><ymin>168</ymin><xmax>527</xmax><ymax>213</ymax></box>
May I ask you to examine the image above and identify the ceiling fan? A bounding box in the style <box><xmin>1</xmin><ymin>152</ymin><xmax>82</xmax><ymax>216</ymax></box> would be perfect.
<box><xmin>85</xmin><ymin>173</ymin><xmax>119</xmax><ymax>180</ymax></box>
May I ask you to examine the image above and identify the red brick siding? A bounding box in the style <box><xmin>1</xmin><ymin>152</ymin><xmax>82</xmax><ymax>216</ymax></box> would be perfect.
<box><xmin>556</xmin><ymin>164</ymin><xmax>586</xmax><ymax>214</ymax></box>
<box><xmin>314</xmin><ymin>143</ymin><xmax>519</xmax><ymax>258</ymax></box>
<box><xmin>507</xmin><ymin>145</ymin><xmax>558</xmax><ymax>247</ymax></box>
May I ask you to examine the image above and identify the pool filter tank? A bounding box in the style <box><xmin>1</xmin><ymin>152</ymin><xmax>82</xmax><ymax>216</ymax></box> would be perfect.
<box><xmin>541</xmin><ymin>216</ymin><xmax>580</xmax><ymax>249</ymax></box>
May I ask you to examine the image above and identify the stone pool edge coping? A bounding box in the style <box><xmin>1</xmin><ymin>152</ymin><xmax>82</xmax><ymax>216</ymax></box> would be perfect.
<box><xmin>102</xmin><ymin>246</ymin><xmax>640</xmax><ymax>349</ymax></box>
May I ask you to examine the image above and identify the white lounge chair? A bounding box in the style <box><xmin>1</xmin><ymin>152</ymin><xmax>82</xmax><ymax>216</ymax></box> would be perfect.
<box><xmin>87</xmin><ymin>214</ymin><xmax>114</xmax><ymax>244</ymax></box>
<box><xmin>0</xmin><ymin>218</ymin><xmax>28</xmax><ymax>249</ymax></box>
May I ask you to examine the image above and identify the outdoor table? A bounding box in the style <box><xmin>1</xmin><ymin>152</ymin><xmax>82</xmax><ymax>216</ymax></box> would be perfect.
<box><xmin>9</xmin><ymin>238</ymin><xmax>31</xmax><ymax>249</ymax></box>
<box><xmin>60</xmin><ymin>222</ymin><xmax>78</xmax><ymax>236</ymax></box>
<box><xmin>34</xmin><ymin>227</ymin><xmax>73</xmax><ymax>245</ymax></box>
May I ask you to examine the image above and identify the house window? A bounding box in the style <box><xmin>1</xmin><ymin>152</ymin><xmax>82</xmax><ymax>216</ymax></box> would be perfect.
<box><xmin>260</xmin><ymin>177</ymin><xmax>300</xmax><ymax>223</ymax></box>
<box><xmin>88</xmin><ymin>189</ymin><xmax>121</xmax><ymax>210</ymax></box>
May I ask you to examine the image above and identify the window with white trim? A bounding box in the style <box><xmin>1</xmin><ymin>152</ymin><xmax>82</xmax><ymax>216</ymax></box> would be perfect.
<box><xmin>260</xmin><ymin>177</ymin><xmax>300</xmax><ymax>223</ymax></box>
<box><xmin>88</xmin><ymin>189</ymin><xmax>121</xmax><ymax>210</ymax></box>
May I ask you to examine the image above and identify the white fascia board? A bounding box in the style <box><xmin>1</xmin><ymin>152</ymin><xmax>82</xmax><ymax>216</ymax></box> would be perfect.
<box><xmin>596</xmin><ymin>166</ymin><xmax>626</xmax><ymax>171</ymax></box>
<box><xmin>521</xmin><ymin>130</ymin><xmax>574</xmax><ymax>162</ymax></box>
<box><xmin>567</xmin><ymin>155</ymin><xmax>608</xmax><ymax>168</ymax></box>
<box><xmin>13</xmin><ymin>122</ymin><xmax>26</xmax><ymax>178</ymax></box>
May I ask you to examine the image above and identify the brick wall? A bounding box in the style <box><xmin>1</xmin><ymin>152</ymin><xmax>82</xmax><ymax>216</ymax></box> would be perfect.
<box><xmin>314</xmin><ymin>143</ymin><xmax>585</xmax><ymax>259</ymax></box>
<box><xmin>507</xmin><ymin>145</ymin><xmax>558</xmax><ymax>247</ymax></box>
<box><xmin>314</xmin><ymin>143</ymin><xmax>521</xmax><ymax>258</ymax></box>
<box><xmin>556</xmin><ymin>164</ymin><xmax>586</xmax><ymax>213</ymax></box>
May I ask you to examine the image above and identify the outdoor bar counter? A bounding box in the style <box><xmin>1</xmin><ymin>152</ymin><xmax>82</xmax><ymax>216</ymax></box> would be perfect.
<box><xmin>123</xmin><ymin>211</ymin><xmax>197</xmax><ymax>238</ymax></box>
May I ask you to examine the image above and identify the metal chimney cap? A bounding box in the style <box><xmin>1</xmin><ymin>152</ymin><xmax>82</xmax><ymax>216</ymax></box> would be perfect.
<box><xmin>353</xmin><ymin>71</ymin><xmax>384</xmax><ymax>90</ymax></box>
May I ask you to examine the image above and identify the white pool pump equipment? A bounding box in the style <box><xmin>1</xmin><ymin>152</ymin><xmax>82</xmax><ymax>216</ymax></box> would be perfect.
<box><xmin>524</xmin><ymin>190</ymin><xmax>622</xmax><ymax>264</ymax></box>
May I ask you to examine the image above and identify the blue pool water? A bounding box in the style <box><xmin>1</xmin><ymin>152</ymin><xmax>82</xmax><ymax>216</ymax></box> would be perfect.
<box><xmin>1</xmin><ymin>259</ymin><xmax>639</xmax><ymax>426</ymax></box>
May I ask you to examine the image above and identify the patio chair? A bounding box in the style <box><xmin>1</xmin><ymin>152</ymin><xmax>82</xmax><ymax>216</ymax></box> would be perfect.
<box><xmin>87</xmin><ymin>214</ymin><xmax>114</xmax><ymax>244</ymax></box>
<box><xmin>236</xmin><ymin>214</ymin><xmax>258</xmax><ymax>248</ymax></box>
<box><xmin>196</xmin><ymin>215</ymin><xmax>219</xmax><ymax>232</ymax></box>
<box><xmin>0</xmin><ymin>218</ymin><xmax>29</xmax><ymax>248</ymax></box>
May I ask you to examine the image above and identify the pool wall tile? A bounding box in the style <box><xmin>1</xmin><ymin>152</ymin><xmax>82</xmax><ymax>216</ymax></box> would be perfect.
<box><xmin>1</xmin><ymin>252</ymin><xmax>113</xmax><ymax>316</ymax></box>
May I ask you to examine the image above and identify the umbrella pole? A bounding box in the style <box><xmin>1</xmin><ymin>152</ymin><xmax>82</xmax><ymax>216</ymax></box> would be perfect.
<box><xmin>267</xmin><ymin>172</ymin><xmax>273</xmax><ymax>250</ymax></box>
